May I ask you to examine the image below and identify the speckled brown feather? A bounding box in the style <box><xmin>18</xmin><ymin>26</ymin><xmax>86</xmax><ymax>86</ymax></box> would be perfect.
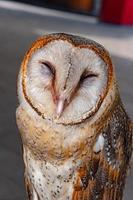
<box><xmin>25</xmin><ymin>177</ymin><xmax>33</xmax><ymax>200</ymax></box>
<box><xmin>25</xmin><ymin>177</ymin><xmax>40</xmax><ymax>200</ymax></box>
<box><xmin>71</xmin><ymin>103</ymin><xmax>132</xmax><ymax>200</ymax></box>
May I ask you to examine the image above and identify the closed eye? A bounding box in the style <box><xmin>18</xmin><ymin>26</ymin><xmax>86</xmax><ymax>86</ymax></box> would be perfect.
<box><xmin>80</xmin><ymin>72</ymin><xmax>98</xmax><ymax>81</ymax></box>
<box><xmin>39</xmin><ymin>60</ymin><xmax>55</xmax><ymax>76</ymax></box>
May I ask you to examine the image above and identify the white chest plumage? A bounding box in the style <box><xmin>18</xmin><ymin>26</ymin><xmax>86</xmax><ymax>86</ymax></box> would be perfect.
<box><xmin>24</xmin><ymin>148</ymin><xmax>81</xmax><ymax>200</ymax></box>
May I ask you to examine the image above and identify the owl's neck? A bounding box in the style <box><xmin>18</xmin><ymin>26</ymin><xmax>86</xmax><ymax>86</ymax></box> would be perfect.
<box><xmin>17</xmin><ymin>106</ymin><xmax>96</xmax><ymax>163</ymax></box>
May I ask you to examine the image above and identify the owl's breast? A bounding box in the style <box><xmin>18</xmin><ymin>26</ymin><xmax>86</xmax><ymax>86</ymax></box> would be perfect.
<box><xmin>24</xmin><ymin>147</ymin><xmax>85</xmax><ymax>200</ymax></box>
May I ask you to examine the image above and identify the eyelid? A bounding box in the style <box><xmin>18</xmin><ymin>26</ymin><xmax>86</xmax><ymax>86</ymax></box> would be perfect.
<box><xmin>39</xmin><ymin>60</ymin><xmax>55</xmax><ymax>75</ymax></box>
<box><xmin>81</xmin><ymin>71</ymin><xmax>99</xmax><ymax>81</ymax></box>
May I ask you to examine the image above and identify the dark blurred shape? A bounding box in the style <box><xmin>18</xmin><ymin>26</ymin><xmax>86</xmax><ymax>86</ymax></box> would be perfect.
<box><xmin>101</xmin><ymin>0</ymin><xmax>133</xmax><ymax>25</ymax></box>
<box><xmin>13</xmin><ymin>0</ymin><xmax>100</xmax><ymax>15</ymax></box>
<box><xmin>13</xmin><ymin>0</ymin><xmax>49</xmax><ymax>7</ymax></box>
<box><xmin>49</xmin><ymin>0</ymin><xmax>67</xmax><ymax>6</ymax></box>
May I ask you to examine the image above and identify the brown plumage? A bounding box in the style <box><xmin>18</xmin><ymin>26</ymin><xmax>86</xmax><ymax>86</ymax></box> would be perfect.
<box><xmin>16</xmin><ymin>33</ymin><xmax>132</xmax><ymax>200</ymax></box>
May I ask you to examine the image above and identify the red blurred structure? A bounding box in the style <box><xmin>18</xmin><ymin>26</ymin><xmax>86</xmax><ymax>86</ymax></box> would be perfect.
<box><xmin>101</xmin><ymin>0</ymin><xmax>133</xmax><ymax>25</ymax></box>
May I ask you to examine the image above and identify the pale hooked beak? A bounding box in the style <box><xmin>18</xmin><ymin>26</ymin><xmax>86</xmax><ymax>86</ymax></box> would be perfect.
<box><xmin>56</xmin><ymin>96</ymin><xmax>66</xmax><ymax>118</ymax></box>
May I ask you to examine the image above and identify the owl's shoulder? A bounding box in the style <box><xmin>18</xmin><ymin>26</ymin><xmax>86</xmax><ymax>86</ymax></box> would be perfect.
<box><xmin>16</xmin><ymin>105</ymin><xmax>43</xmax><ymax>145</ymax></box>
<box><xmin>16</xmin><ymin>105</ymin><xmax>35</xmax><ymax>131</ymax></box>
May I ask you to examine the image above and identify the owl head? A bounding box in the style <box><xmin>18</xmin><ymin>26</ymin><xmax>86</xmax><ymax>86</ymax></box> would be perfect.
<box><xmin>18</xmin><ymin>33</ymin><xmax>118</xmax><ymax>125</ymax></box>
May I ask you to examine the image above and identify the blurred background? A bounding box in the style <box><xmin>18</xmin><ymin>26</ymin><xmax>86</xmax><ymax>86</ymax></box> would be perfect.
<box><xmin>0</xmin><ymin>0</ymin><xmax>132</xmax><ymax>199</ymax></box>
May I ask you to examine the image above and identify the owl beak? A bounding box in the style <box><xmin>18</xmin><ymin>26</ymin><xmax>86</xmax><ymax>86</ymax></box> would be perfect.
<box><xmin>56</xmin><ymin>96</ymin><xmax>66</xmax><ymax>118</ymax></box>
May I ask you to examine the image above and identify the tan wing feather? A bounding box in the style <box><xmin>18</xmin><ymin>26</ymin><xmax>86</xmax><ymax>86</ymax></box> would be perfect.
<box><xmin>72</xmin><ymin>104</ymin><xmax>132</xmax><ymax>200</ymax></box>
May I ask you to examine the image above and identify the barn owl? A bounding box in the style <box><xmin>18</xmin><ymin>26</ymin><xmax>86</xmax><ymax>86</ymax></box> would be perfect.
<box><xmin>16</xmin><ymin>33</ymin><xmax>132</xmax><ymax>200</ymax></box>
